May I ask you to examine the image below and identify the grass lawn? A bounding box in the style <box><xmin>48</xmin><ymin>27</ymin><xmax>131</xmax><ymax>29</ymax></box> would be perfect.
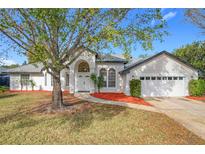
<box><xmin>0</xmin><ymin>92</ymin><xmax>204</xmax><ymax>144</ymax></box>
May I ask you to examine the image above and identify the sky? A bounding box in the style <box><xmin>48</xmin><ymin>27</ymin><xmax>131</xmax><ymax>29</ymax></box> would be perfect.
<box><xmin>1</xmin><ymin>8</ymin><xmax>205</xmax><ymax>65</ymax></box>
<box><xmin>131</xmin><ymin>8</ymin><xmax>205</xmax><ymax>57</ymax></box>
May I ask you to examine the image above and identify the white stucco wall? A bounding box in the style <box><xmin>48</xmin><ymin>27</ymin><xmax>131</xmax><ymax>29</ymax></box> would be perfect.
<box><xmin>9</xmin><ymin>52</ymin><xmax>197</xmax><ymax>96</ymax></box>
<box><xmin>123</xmin><ymin>54</ymin><xmax>198</xmax><ymax>96</ymax></box>
<box><xmin>9</xmin><ymin>49</ymin><xmax>126</xmax><ymax>93</ymax></box>
<box><xmin>68</xmin><ymin>49</ymin><xmax>126</xmax><ymax>93</ymax></box>
<box><xmin>10</xmin><ymin>74</ymin><xmax>21</xmax><ymax>90</ymax></box>
<box><xmin>42</xmin><ymin>71</ymin><xmax>52</xmax><ymax>91</ymax></box>
<box><xmin>10</xmin><ymin>73</ymin><xmax>44</xmax><ymax>91</ymax></box>
<box><xmin>9</xmin><ymin>49</ymin><xmax>96</xmax><ymax>92</ymax></box>
<box><xmin>69</xmin><ymin>49</ymin><xmax>96</xmax><ymax>93</ymax></box>
<box><xmin>60</xmin><ymin>68</ymin><xmax>69</xmax><ymax>91</ymax></box>
<box><xmin>9</xmin><ymin>68</ymin><xmax>69</xmax><ymax>91</ymax></box>
<box><xmin>96</xmin><ymin>62</ymin><xmax>124</xmax><ymax>93</ymax></box>
<box><xmin>30</xmin><ymin>73</ymin><xmax>44</xmax><ymax>90</ymax></box>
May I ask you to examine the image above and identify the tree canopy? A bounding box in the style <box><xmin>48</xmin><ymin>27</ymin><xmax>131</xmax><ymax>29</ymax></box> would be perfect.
<box><xmin>0</xmin><ymin>9</ymin><xmax>167</xmax><ymax>71</ymax></box>
<box><xmin>174</xmin><ymin>41</ymin><xmax>205</xmax><ymax>73</ymax></box>
<box><xmin>0</xmin><ymin>8</ymin><xmax>167</xmax><ymax>108</ymax></box>
<box><xmin>1</xmin><ymin>64</ymin><xmax>19</xmax><ymax>69</ymax></box>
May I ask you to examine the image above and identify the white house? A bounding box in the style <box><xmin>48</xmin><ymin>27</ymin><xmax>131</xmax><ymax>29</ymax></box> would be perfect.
<box><xmin>5</xmin><ymin>49</ymin><xmax>199</xmax><ymax>97</ymax></box>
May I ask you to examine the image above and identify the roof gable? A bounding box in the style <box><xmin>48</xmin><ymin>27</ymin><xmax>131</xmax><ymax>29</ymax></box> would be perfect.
<box><xmin>6</xmin><ymin>63</ymin><xmax>43</xmax><ymax>73</ymax></box>
<box><xmin>120</xmin><ymin>51</ymin><xmax>198</xmax><ymax>74</ymax></box>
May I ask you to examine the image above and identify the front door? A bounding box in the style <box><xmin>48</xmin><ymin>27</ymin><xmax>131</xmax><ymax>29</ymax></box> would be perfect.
<box><xmin>77</xmin><ymin>73</ymin><xmax>90</xmax><ymax>92</ymax></box>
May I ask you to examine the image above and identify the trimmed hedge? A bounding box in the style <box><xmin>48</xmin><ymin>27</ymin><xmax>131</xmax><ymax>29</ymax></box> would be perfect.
<box><xmin>188</xmin><ymin>79</ymin><xmax>205</xmax><ymax>96</ymax></box>
<box><xmin>129</xmin><ymin>79</ymin><xmax>141</xmax><ymax>97</ymax></box>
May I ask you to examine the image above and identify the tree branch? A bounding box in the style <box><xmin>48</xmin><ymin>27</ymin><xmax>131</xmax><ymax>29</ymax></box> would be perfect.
<box><xmin>0</xmin><ymin>27</ymin><xmax>29</xmax><ymax>51</ymax></box>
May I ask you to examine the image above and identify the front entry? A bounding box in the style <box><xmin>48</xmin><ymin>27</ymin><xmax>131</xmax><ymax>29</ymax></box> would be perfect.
<box><xmin>76</xmin><ymin>61</ymin><xmax>90</xmax><ymax>92</ymax></box>
<box><xmin>77</xmin><ymin>72</ymin><xmax>90</xmax><ymax>92</ymax></box>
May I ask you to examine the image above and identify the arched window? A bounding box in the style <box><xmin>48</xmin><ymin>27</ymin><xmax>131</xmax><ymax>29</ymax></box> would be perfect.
<box><xmin>108</xmin><ymin>68</ymin><xmax>116</xmax><ymax>87</ymax></box>
<box><xmin>78</xmin><ymin>61</ymin><xmax>90</xmax><ymax>72</ymax></box>
<box><xmin>100</xmin><ymin>68</ymin><xmax>107</xmax><ymax>87</ymax></box>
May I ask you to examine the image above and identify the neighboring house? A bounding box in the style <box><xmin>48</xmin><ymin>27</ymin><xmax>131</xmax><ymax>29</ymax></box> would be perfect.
<box><xmin>6</xmin><ymin>50</ymin><xmax>199</xmax><ymax>97</ymax></box>
<box><xmin>0</xmin><ymin>67</ymin><xmax>9</xmax><ymax>87</ymax></box>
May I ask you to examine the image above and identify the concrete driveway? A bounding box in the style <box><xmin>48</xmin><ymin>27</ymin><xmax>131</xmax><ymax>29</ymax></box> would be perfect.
<box><xmin>147</xmin><ymin>97</ymin><xmax>205</xmax><ymax>140</ymax></box>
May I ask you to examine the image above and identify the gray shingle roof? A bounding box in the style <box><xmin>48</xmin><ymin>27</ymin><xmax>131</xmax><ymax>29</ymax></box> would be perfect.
<box><xmin>120</xmin><ymin>51</ymin><xmax>198</xmax><ymax>74</ymax></box>
<box><xmin>5</xmin><ymin>54</ymin><xmax>127</xmax><ymax>73</ymax></box>
<box><xmin>124</xmin><ymin>57</ymin><xmax>149</xmax><ymax>68</ymax></box>
<box><xmin>0</xmin><ymin>67</ymin><xmax>7</xmax><ymax>73</ymax></box>
<box><xmin>6</xmin><ymin>63</ymin><xmax>44</xmax><ymax>73</ymax></box>
<box><xmin>5</xmin><ymin>55</ymin><xmax>127</xmax><ymax>74</ymax></box>
<box><xmin>96</xmin><ymin>54</ymin><xmax>128</xmax><ymax>63</ymax></box>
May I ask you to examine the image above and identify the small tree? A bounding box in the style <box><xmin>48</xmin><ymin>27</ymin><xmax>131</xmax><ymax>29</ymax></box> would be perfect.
<box><xmin>20</xmin><ymin>78</ymin><xmax>29</xmax><ymax>90</ymax></box>
<box><xmin>29</xmin><ymin>79</ymin><xmax>36</xmax><ymax>91</ymax></box>
<box><xmin>90</xmin><ymin>73</ymin><xmax>104</xmax><ymax>93</ymax></box>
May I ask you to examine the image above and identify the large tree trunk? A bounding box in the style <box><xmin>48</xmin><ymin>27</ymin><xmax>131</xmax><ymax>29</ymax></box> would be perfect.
<box><xmin>52</xmin><ymin>71</ymin><xmax>63</xmax><ymax>109</ymax></box>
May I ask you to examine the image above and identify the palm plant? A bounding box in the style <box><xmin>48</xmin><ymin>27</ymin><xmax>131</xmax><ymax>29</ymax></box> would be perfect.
<box><xmin>29</xmin><ymin>79</ymin><xmax>36</xmax><ymax>91</ymax></box>
<box><xmin>90</xmin><ymin>73</ymin><xmax>104</xmax><ymax>93</ymax></box>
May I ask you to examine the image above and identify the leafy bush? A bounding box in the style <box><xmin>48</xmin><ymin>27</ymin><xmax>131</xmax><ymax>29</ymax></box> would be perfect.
<box><xmin>129</xmin><ymin>79</ymin><xmax>141</xmax><ymax>97</ymax></box>
<box><xmin>0</xmin><ymin>86</ymin><xmax>9</xmax><ymax>93</ymax></box>
<box><xmin>189</xmin><ymin>79</ymin><xmax>205</xmax><ymax>96</ymax></box>
<box><xmin>29</xmin><ymin>79</ymin><xmax>36</xmax><ymax>90</ymax></box>
<box><xmin>90</xmin><ymin>73</ymin><xmax>104</xmax><ymax>93</ymax></box>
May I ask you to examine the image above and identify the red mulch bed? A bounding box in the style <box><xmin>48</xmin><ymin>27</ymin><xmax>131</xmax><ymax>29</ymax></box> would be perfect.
<box><xmin>90</xmin><ymin>93</ymin><xmax>152</xmax><ymax>106</ymax></box>
<box><xmin>186</xmin><ymin>96</ymin><xmax>205</xmax><ymax>101</ymax></box>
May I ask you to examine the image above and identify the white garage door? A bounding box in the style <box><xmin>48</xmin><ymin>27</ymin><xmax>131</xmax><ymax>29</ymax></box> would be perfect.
<box><xmin>140</xmin><ymin>76</ymin><xmax>185</xmax><ymax>97</ymax></box>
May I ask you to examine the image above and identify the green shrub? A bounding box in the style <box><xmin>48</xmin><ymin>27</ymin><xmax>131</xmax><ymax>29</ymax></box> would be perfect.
<box><xmin>29</xmin><ymin>79</ymin><xmax>36</xmax><ymax>90</ymax></box>
<box><xmin>0</xmin><ymin>86</ymin><xmax>9</xmax><ymax>93</ymax></box>
<box><xmin>129</xmin><ymin>79</ymin><xmax>141</xmax><ymax>97</ymax></box>
<box><xmin>189</xmin><ymin>79</ymin><xmax>205</xmax><ymax>96</ymax></box>
<box><xmin>90</xmin><ymin>73</ymin><xmax>104</xmax><ymax>93</ymax></box>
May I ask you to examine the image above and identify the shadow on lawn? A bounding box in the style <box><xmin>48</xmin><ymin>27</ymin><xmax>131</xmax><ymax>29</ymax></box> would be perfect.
<box><xmin>0</xmin><ymin>109</ymin><xmax>47</xmax><ymax>129</ymax></box>
<box><xmin>14</xmin><ymin>117</ymin><xmax>41</xmax><ymax>129</ymax></box>
<box><xmin>0</xmin><ymin>93</ymin><xmax>127</xmax><ymax>131</ymax></box>
<box><xmin>67</xmin><ymin>103</ymin><xmax>127</xmax><ymax>132</ymax></box>
<box><xmin>0</xmin><ymin>93</ymin><xmax>18</xmax><ymax>99</ymax></box>
<box><xmin>0</xmin><ymin>103</ymin><xmax>127</xmax><ymax>131</ymax></box>
<box><xmin>0</xmin><ymin>112</ymin><xmax>24</xmax><ymax>124</ymax></box>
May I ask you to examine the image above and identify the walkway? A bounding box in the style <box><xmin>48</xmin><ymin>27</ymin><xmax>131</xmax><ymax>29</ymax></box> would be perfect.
<box><xmin>75</xmin><ymin>93</ymin><xmax>159</xmax><ymax>113</ymax></box>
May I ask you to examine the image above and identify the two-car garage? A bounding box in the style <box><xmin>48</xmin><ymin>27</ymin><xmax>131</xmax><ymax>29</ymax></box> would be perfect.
<box><xmin>121</xmin><ymin>51</ymin><xmax>198</xmax><ymax>97</ymax></box>
<box><xmin>140</xmin><ymin>76</ymin><xmax>185</xmax><ymax>97</ymax></box>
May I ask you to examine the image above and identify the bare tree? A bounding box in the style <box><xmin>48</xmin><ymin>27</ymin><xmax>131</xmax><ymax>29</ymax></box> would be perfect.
<box><xmin>186</xmin><ymin>9</ymin><xmax>205</xmax><ymax>33</ymax></box>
